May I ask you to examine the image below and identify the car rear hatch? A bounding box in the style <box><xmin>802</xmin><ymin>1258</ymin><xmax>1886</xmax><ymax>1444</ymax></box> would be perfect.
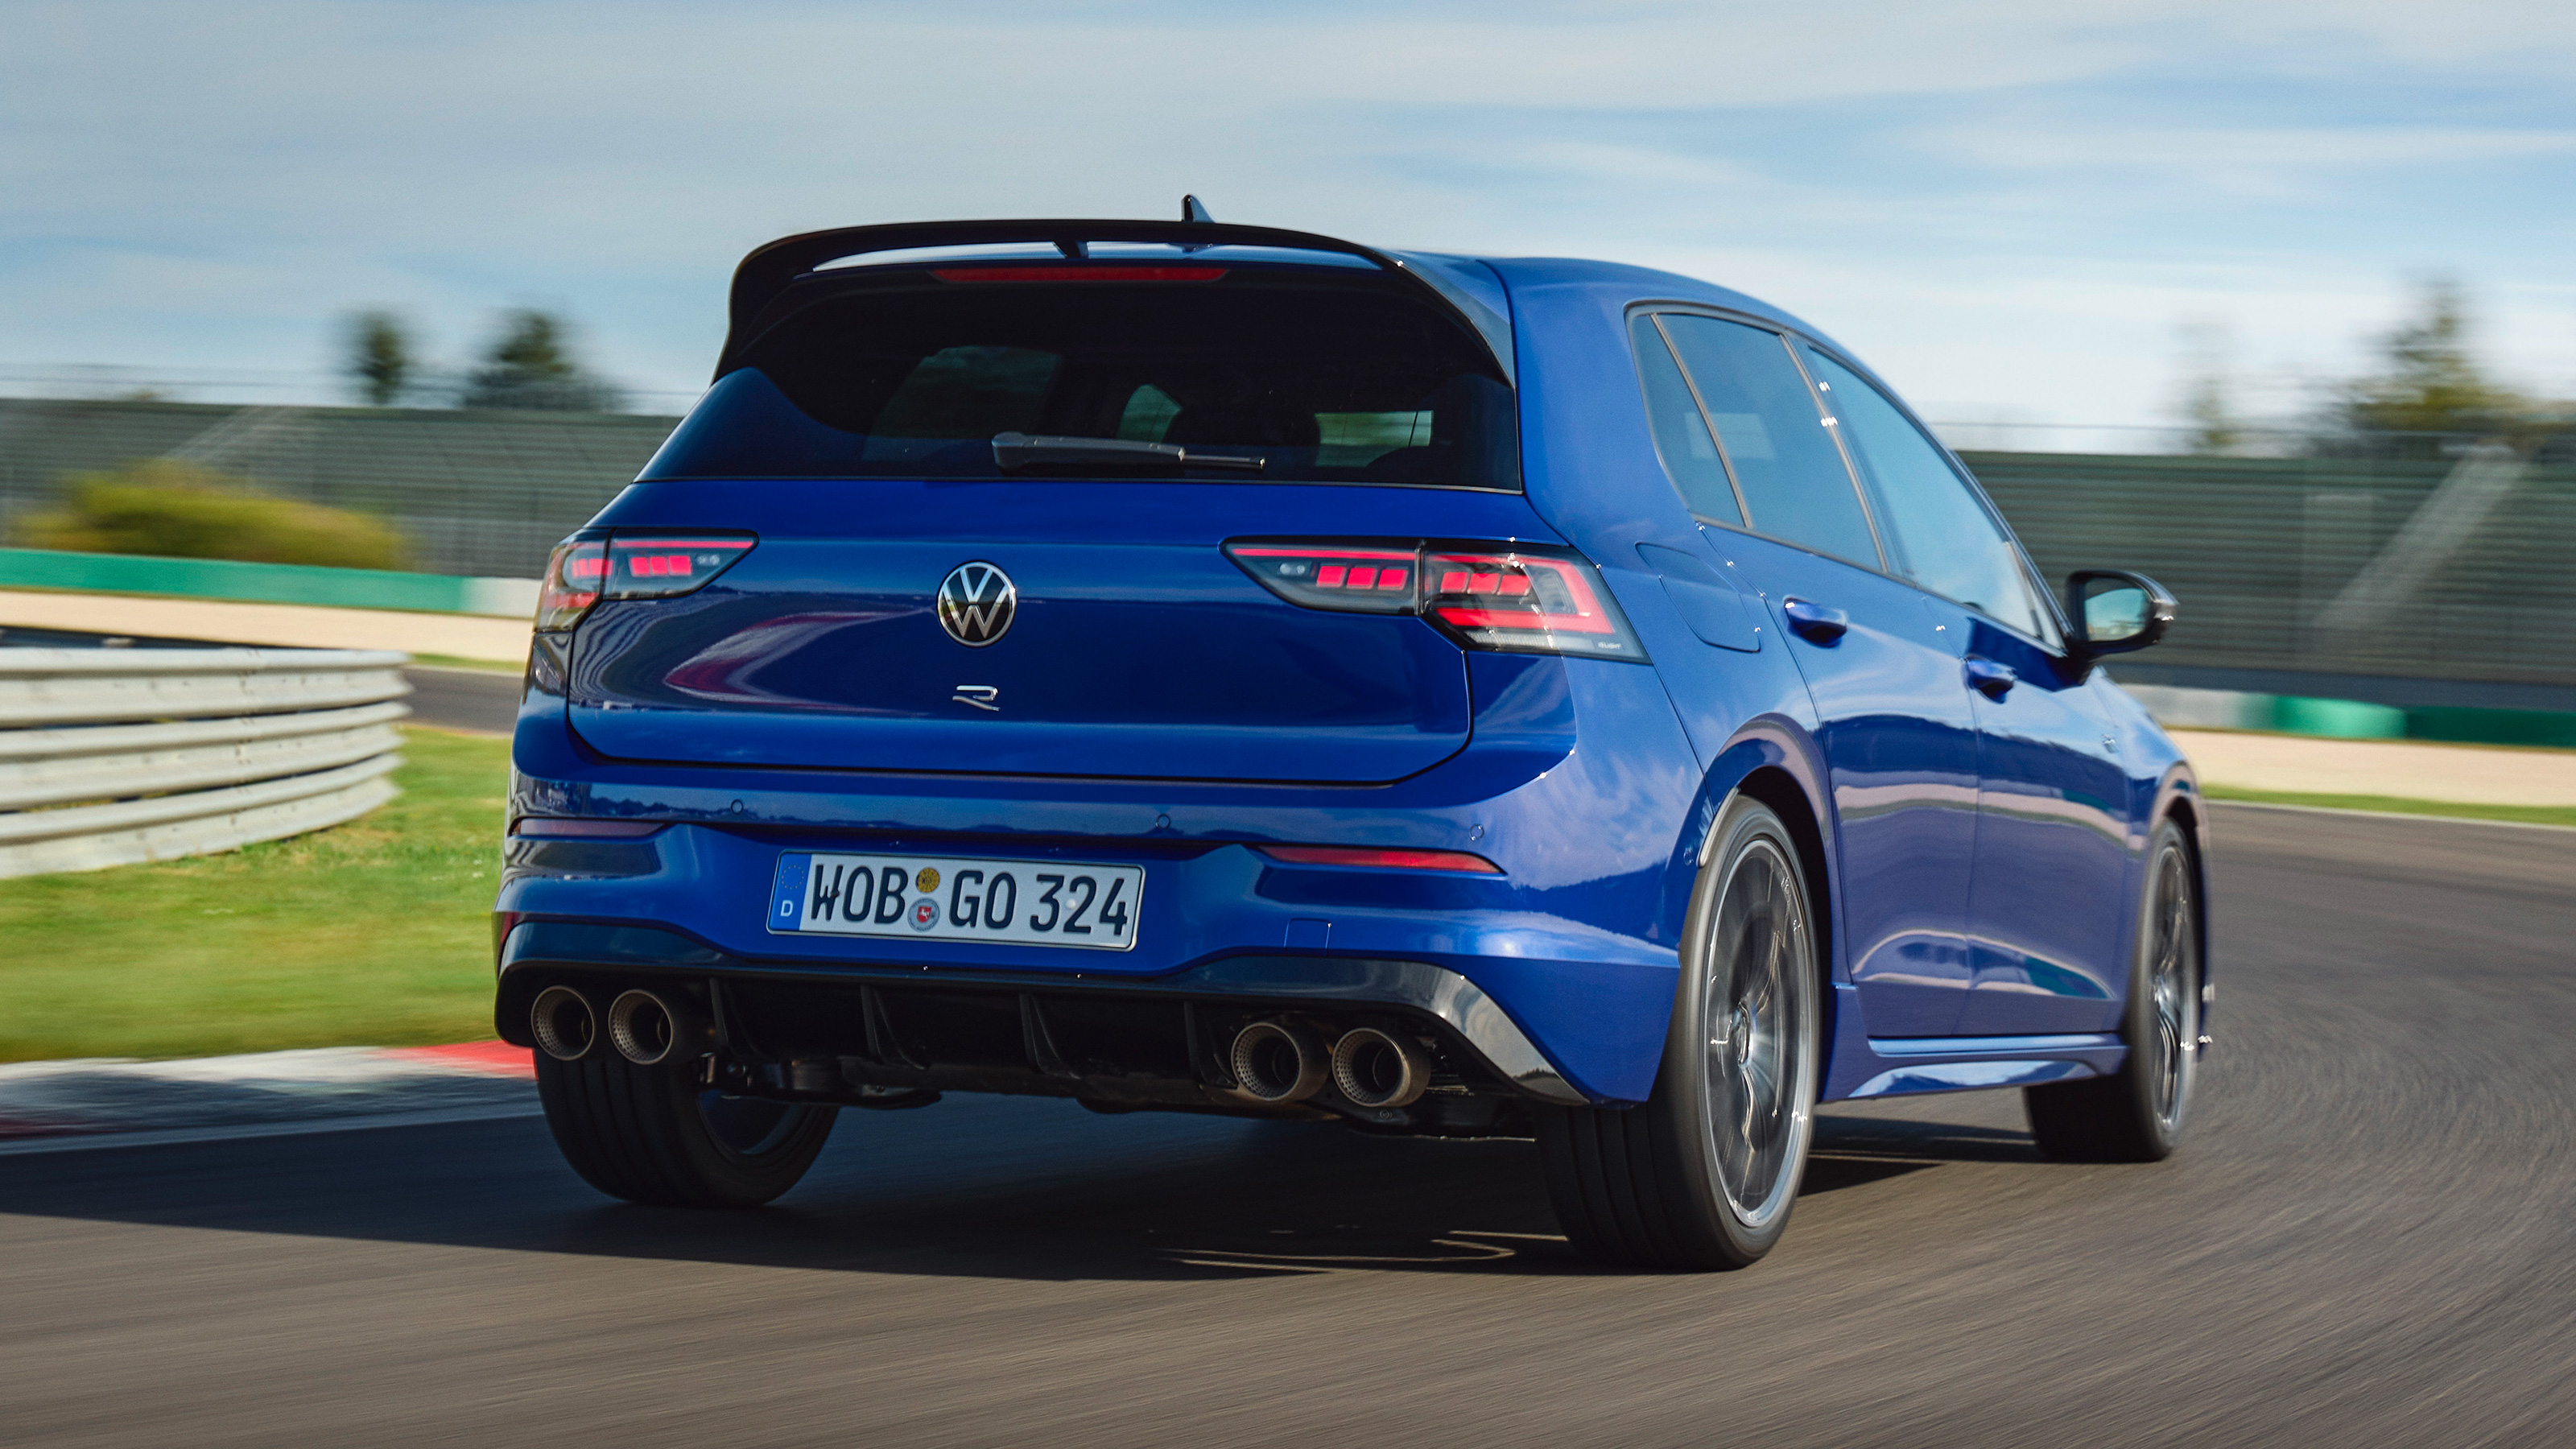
<box><xmin>557</xmin><ymin>239</ymin><xmax>1542</xmax><ymax>785</ymax></box>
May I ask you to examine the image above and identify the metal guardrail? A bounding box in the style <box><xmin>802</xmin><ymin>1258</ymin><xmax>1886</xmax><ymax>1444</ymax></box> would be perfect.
<box><xmin>0</xmin><ymin>648</ymin><xmax>409</xmax><ymax>879</ymax></box>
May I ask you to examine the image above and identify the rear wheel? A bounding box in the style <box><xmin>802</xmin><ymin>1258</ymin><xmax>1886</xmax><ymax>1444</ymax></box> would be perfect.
<box><xmin>2025</xmin><ymin>816</ymin><xmax>2202</xmax><ymax>1162</ymax></box>
<box><xmin>537</xmin><ymin>1053</ymin><xmax>837</xmax><ymax>1208</ymax></box>
<box><xmin>1537</xmin><ymin>796</ymin><xmax>1823</xmax><ymax>1269</ymax></box>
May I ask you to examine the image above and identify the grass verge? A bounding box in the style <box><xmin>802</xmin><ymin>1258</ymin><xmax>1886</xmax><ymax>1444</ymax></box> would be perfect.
<box><xmin>0</xmin><ymin>728</ymin><xmax>508</xmax><ymax>1063</ymax></box>
<box><xmin>411</xmin><ymin>652</ymin><xmax>523</xmax><ymax>672</ymax></box>
<box><xmin>2202</xmin><ymin>784</ymin><xmax>2576</xmax><ymax>828</ymax></box>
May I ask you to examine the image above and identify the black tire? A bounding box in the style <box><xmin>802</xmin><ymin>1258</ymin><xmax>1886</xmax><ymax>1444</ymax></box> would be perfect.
<box><xmin>2025</xmin><ymin>815</ymin><xmax>2203</xmax><ymax>1162</ymax></box>
<box><xmin>1537</xmin><ymin>795</ymin><xmax>1823</xmax><ymax>1270</ymax></box>
<box><xmin>536</xmin><ymin>1053</ymin><xmax>838</xmax><ymax>1208</ymax></box>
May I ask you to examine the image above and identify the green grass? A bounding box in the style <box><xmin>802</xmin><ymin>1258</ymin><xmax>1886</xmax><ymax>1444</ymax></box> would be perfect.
<box><xmin>410</xmin><ymin>652</ymin><xmax>523</xmax><ymax>672</ymax></box>
<box><xmin>2203</xmin><ymin>784</ymin><xmax>2576</xmax><ymax>828</ymax></box>
<box><xmin>0</xmin><ymin>728</ymin><xmax>510</xmax><ymax>1063</ymax></box>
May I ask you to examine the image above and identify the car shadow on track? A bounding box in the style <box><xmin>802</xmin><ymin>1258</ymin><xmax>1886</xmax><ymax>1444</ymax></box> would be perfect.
<box><xmin>0</xmin><ymin>1096</ymin><xmax>2033</xmax><ymax>1282</ymax></box>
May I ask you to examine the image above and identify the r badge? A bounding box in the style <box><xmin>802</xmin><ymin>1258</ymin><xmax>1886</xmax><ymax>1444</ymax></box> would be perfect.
<box><xmin>937</xmin><ymin>561</ymin><xmax>1017</xmax><ymax>646</ymax></box>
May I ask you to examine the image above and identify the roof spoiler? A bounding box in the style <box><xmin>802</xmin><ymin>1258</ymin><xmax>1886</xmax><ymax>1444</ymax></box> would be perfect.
<box><xmin>714</xmin><ymin>217</ymin><xmax>1513</xmax><ymax>384</ymax></box>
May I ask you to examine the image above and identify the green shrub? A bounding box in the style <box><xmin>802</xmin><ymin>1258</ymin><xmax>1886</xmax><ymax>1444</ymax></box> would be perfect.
<box><xmin>14</xmin><ymin>461</ymin><xmax>409</xmax><ymax>570</ymax></box>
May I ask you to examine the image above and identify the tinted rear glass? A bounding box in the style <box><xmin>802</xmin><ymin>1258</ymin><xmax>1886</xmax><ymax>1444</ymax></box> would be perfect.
<box><xmin>642</xmin><ymin>269</ymin><xmax>1517</xmax><ymax>488</ymax></box>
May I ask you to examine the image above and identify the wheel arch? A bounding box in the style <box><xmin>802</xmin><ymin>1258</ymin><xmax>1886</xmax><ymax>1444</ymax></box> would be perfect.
<box><xmin>1675</xmin><ymin>720</ymin><xmax>1842</xmax><ymax>1052</ymax></box>
<box><xmin>2152</xmin><ymin>764</ymin><xmax>2215</xmax><ymax>1030</ymax></box>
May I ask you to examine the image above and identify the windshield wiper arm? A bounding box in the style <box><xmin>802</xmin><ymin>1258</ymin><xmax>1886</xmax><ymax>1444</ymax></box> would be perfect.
<box><xmin>991</xmin><ymin>431</ymin><xmax>1265</xmax><ymax>473</ymax></box>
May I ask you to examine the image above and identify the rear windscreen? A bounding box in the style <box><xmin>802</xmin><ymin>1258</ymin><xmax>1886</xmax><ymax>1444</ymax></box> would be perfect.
<box><xmin>640</xmin><ymin>268</ymin><xmax>1518</xmax><ymax>489</ymax></box>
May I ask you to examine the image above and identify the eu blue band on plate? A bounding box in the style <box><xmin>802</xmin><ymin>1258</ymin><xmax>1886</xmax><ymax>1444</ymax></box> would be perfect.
<box><xmin>770</xmin><ymin>852</ymin><xmax>812</xmax><ymax>924</ymax></box>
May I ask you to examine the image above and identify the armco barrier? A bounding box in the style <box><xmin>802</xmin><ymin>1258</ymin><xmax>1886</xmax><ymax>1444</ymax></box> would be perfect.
<box><xmin>0</xmin><ymin>547</ymin><xmax>539</xmax><ymax>619</ymax></box>
<box><xmin>0</xmin><ymin>648</ymin><xmax>410</xmax><ymax>878</ymax></box>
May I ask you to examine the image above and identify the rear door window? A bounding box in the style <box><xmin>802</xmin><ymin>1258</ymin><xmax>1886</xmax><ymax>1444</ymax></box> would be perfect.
<box><xmin>1630</xmin><ymin>316</ymin><xmax>1744</xmax><ymax>526</ymax></box>
<box><xmin>1657</xmin><ymin>315</ymin><xmax>1880</xmax><ymax>568</ymax></box>
<box><xmin>1802</xmin><ymin>347</ymin><xmax>2053</xmax><ymax>640</ymax></box>
<box><xmin>642</xmin><ymin>268</ymin><xmax>1517</xmax><ymax>488</ymax></box>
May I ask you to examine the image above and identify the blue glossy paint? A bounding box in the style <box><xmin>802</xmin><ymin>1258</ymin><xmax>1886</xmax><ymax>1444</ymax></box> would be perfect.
<box><xmin>1744</xmin><ymin>537</ymin><xmax>1983</xmax><ymax>1039</ymax></box>
<box><xmin>1960</xmin><ymin>619</ymin><xmax>2135</xmax><ymax>1034</ymax></box>
<box><xmin>498</xmin><ymin>235</ymin><xmax>2207</xmax><ymax>1113</ymax></box>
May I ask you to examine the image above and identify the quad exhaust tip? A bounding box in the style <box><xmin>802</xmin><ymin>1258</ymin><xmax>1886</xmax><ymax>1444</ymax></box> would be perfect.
<box><xmin>1330</xmin><ymin>1026</ymin><xmax>1433</xmax><ymax>1109</ymax></box>
<box><xmin>606</xmin><ymin>988</ymin><xmax>714</xmax><ymax>1067</ymax></box>
<box><xmin>530</xmin><ymin>985</ymin><xmax>597</xmax><ymax>1062</ymax></box>
<box><xmin>1228</xmin><ymin>1020</ymin><xmax>1329</xmax><ymax>1104</ymax></box>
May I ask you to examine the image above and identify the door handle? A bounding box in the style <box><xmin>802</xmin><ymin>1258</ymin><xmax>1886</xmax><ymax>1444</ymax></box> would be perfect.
<box><xmin>1781</xmin><ymin>597</ymin><xmax>1848</xmax><ymax>644</ymax></box>
<box><xmin>1964</xmin><ymin>657</ymin><xmax>2017</xmax><ymax>698</ymax></box>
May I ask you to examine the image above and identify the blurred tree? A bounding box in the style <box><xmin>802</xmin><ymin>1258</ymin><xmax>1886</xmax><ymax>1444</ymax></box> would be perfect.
<box><xmin>344</xmin><ymin>310</ymin><xmax>415</xmax><ymax>407</ymax></box>
<box><xmin>2174</xmin><ymin>320</ymin><xmax>2242</xmax><ymax>456</ymax></box>
<box><xmin>460</xmin><ymin>309</ymin><xmax>623</xmax><ymax>411</ymax></box>
<box><xmin>2343</xmin><ymin>278</ymin><xmax>2523</xmax><ymax>439</ymax></box>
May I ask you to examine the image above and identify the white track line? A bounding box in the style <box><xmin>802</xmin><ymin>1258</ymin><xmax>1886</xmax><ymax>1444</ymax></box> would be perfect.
<box><xmin>0</xmin><ymin>1101</ymin><xmax>543</xmax><ymax>1158</ymax></box>
<box><xmin>2209</xmin><ymin>798</ymin><xmax>2576</xmax><ymax>833</ymax></box>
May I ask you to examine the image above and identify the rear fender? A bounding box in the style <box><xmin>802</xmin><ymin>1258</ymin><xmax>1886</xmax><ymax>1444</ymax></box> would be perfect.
<box><xmin>1653</xmin><ymin>720</ymin><xmax>1848</xmax><ymax>1095</ymax></box>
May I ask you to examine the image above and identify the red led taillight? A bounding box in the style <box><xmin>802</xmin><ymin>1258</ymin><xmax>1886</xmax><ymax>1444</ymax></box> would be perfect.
<box><xmin>605</xmin><ymin>536</ymin><xmax>755</xmax><ymax>594</ymax></box>
<box><xmin>1224</xmin><ymin>539</ymin><xmax>1646</xmax><ymax>661</ymax></box>
<box><xmin>1421</xmin><ymin>547</ymin><xmax>1618</xmax><ymax>642</ymax></box>
<box><xmin>1222</xmin><ymin>543</ymin><xmax>1419</xmax><ymax>614</ymax></box>
<box><xmin>535</xmin><ymin>533</ymin><xmax>758</xmax><ymax>633</ymax></box>
<box><xmin>537</xmin><ymin>539</ymin><xmax>606</xmax><ymax>631</ymax></box>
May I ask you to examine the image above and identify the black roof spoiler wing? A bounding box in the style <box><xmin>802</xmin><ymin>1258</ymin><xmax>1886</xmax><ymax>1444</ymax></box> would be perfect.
<box><xmin>715</xmin><ymin>217</ymin><xmax>1513</xmax><ymax>385</ymax></box>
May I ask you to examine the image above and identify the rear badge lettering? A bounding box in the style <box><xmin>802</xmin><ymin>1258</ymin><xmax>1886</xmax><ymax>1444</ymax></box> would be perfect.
<box><xmin>952</xmin><ymin>683</ymin><xmax>1000</xmax><ymax>712</ymax></box>
<box><xmin>938</xmin><ymin>562</ymin><xmax>1017</xmax><ymax>646</ymax></box>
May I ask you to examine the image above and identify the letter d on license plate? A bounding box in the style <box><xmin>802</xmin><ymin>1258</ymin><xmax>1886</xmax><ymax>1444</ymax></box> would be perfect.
<box><xmin>768</xmin><ymin>852</ymin><xmax>1142</xmax><ymax>951</ymax></box>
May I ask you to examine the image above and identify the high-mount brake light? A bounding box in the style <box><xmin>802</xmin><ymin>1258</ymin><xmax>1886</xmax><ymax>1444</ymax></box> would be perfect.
<box><xmin>931</xmin><ymin>266</ymin><xmax>1228</xmax><ymax>283</ymax></box>
<box><xmin>1257</xmin><ymin>845</ymin><xmax>1502</xmax><ymax>874</ymax></box>
<box><xmin>535</xmin><ymin>533</ymin><xmax>757</xmax><ymax>633</ymax></box>
<box><xmin>1223</xmin><ymin>539</ymin><xmax>1647</xmax><ymax>661</ymax></box>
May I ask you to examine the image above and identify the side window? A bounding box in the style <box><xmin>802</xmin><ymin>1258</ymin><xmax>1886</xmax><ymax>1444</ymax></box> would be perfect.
<box><xmin>1629</xmin><ymin>316</ymin><xmax>1743</xmax><ymax>525</ymax></box>
<box><xmin>1661</xmin><ymin>316</ymin><xmax>1880</xmax><ymax>568</ymax></box>
<box><xmin>1802</xmin><ymin>347</ymin><xmax>2051</xmax><ymax>640</ymax></box>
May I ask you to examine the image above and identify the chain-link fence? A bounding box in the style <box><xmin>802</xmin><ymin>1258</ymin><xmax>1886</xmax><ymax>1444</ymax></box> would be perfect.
<box><xmin>1970</xmin><ymin>445</ymin><xmax>2576</xmax><ymax>701</ymax></box>
<box><xmin>4</xmin><ymin>396</ymin><xmax>2571</xmax><ymax>697</ymax></box>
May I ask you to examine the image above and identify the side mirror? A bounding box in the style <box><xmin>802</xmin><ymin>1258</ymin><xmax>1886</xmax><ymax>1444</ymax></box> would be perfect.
<box><xmin>2065</xmin><ymin>569</ymin><xmax>2174</xmax><ymax>658</ymax></box>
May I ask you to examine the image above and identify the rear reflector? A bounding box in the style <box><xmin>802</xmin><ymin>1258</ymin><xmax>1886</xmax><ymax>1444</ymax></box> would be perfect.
<box><xmin>536</xmin><ymin>532</ymin><xmax>758</xmax><ymax>633</ymax></box>
<box><xmin>1257</xmin><ymin>845</ymin><xmax>1502</xmax><ymax>873</ymax></box>
<box><xmin>933</xmin><ymin>266</ymin><xmax>1228</xmax><ymax>283</ymax></box>
<box><xmin>510</xmin><ymin>818</ymin><xmax>667</xmax><ymax>839</ymax></box>
<box><xmin>1224</xmin><ymin>539</ymin><xmax>1647</xmax><ymax>660</ymax></box>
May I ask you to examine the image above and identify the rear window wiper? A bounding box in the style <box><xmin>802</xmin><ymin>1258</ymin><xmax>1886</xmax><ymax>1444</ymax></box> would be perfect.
<box><xmin>991</xmin><ymin>431</ymin><xmax>1265</xmax><ymax>473</ymax></box>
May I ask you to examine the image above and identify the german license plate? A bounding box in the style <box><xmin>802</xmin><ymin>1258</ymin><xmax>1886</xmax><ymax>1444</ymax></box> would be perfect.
<box><xmin>767</xmin><ymin>852</ymin><xmax>1142</xmax><ymax>951</ymax></box>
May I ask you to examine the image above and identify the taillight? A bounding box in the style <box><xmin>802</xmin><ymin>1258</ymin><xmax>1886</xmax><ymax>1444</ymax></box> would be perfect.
<box><xmin>1224</xmin><ymin>539</ymin><xmax>1647</xmax><ymax>662</ymax></box>
<box><xmin>535</xmin><ymin>532</ymin><xmax>756</xmax><ymax>633</ymax></box>
<box><xmin>605</xmin><ymin>535</ymin><xmax>756</xmax><ymax>595</ymax></box>
<box><xmin>537</xmin><ymin>538</ymin><xmax>606</xmax><ymax>631</ymax></box>
<box><xmin>1221</xmin><ymin>543</ymin><xmax>1418</xmax><ymax>615</ymax></box>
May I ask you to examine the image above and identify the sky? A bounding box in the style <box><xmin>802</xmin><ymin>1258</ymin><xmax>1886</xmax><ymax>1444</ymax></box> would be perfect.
<box><xmin>6</xmin><ymin>0</ymin><xmax>2575</xmax><ymax>439</ymax></box>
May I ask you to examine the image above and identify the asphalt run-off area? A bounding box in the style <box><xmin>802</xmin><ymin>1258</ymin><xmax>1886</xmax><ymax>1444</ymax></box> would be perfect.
<box><xmin>3</xmin><ymin>802</ymin><xmax>2570</xmax><ymax>1447</ymax></box>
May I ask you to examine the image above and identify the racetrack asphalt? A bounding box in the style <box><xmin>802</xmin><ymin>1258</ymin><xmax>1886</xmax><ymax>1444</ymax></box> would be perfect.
<box><xmin>2</xmin><ymin>805</ymin><xmax>2571</xmax><ymax>1447</ymax></box>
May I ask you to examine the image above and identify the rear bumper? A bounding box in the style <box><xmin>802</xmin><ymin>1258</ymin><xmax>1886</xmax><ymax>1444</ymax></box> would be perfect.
<box><xmin>499</xmin><ymin>651</ymin><xmax>1704</xmax><ymax>1103</ymax></box>
<box><xmin>496</xmin><ymin>919</ymin><xmax>1588</xmax><ymax>1108</ymax></box>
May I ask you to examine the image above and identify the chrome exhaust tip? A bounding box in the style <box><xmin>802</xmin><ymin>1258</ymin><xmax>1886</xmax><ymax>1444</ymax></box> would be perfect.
<box><xmin>605</xmin><ymin>988</ymin><xmax>713</xmax><ymax>1067</ymax></box>
<box><xmin>1228</xmin><ymin>1020</ymin><xmax>1328</xmax><ymax>1104</ymax></box>
<box><xmin>530</xmin><ymin>985</ymin><xmax>597</xmax><ymax>1062</ymax></box>
<box><xmin>1331</xmin><ymin>1026</ymin><xmax>1433</xmax><ymax>1108</ymax></box>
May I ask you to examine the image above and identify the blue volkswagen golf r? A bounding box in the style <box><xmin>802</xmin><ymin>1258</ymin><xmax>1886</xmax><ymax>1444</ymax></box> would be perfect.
<box><xmin>495</xmin><ymin>204</ymin><xmax>2209</xmax><ymax>1269</ymax></box>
